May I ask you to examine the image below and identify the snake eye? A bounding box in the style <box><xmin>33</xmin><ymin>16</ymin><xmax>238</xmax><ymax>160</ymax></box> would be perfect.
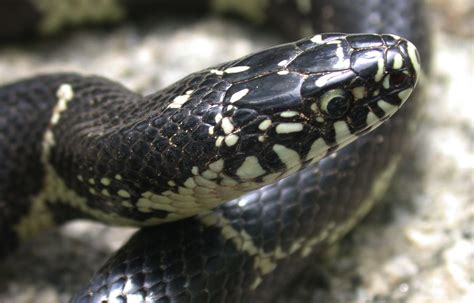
<box><xmin>319</xmin><ymin>89</ymin><xmax>352</xmax><ymax>119</ymax></box>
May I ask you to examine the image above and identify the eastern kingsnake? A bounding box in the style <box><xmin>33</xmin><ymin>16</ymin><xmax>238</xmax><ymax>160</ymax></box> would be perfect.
<box><xmin>0</xmin><ymin>0</ymin><xmax>430</xmax><ymax>302</ymax></box>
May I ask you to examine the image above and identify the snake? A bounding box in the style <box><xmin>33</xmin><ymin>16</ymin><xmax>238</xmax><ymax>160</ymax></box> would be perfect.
<box><xmin>0</xmin><ymin>0</ymin><xmax>431</xmax><ymax>302</ymax></box>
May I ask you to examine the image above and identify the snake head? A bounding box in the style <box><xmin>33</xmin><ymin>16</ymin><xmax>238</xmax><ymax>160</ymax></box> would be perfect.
<box><xmin>216</xmin><ymin>33</ymin><xmax>420</xmax><ymax>177</ymax></box>
<box><xmin>297</xmin><ymin>33</ymin><xmax>420</xmax><ymax>144</ymax></box>
<box><xmin>141</xmin><ymin>33</ymin><xmax>420</xmax><ymax>199</ymax></box>
<box><xmin>274</xmin><ymin>33</ymin><xmax>420</xmax><ymax>166</ymax></box>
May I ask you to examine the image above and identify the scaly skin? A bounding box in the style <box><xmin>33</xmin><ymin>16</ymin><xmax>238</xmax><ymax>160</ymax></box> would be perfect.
<box><xmin>0</xmin><ymin>0</ymin><xmax>430</xmax><ymax>302</ymax></box>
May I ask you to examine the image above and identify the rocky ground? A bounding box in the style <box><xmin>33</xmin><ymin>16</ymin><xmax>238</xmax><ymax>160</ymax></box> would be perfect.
<box><xmin>0</xmin><ymin>3</ymin><xmax>472</xmax><ymax>303</ymax></box>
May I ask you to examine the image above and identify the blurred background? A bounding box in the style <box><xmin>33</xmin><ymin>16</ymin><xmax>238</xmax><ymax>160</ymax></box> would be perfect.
<box><xmin>0</xmin><ymin>0</ymin><xmax>472</xmax><ymax>302</ymax></box>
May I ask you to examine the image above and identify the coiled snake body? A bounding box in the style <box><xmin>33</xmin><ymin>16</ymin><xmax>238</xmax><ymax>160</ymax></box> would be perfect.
<box><xmin>0</xmin><ymin>0</ymin><xmax>430</xmax><ymax>302</ymax></box>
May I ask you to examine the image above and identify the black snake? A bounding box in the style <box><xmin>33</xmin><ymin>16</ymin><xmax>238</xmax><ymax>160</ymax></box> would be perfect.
<box><xmin>0</xmin><ymin>0</ymin><xmax>431</xmax><ymax>302</ymax></box>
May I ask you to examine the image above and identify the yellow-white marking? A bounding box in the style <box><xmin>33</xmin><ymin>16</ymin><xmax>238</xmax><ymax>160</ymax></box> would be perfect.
<box><xmin>117</xmin><ymin>189</ymin><xmax>131</xmax><ymax>198</ymax></box>
<box><xmin>377</xmin><ymin>100</ymin><xmax>398</xmax><ymax>114</ymax></box>
<box><xmin>335</xmin><ymin>46</ymin><xmax>344</xmax><ymax>60</ymax></box>
<box><xmin>167</xmin><ymin>180</ymin><xmax>176</xmax><ymax>187</ymax></box>
<box><xmin>406</xmin><ymin>41</ymin><xmax>421</xmax><ymax>79</ymax></box>
<box><xmin>300</xmin><ymin>223</ymin><xmax>336</xmax><ymax>257</ymax></box>
<box><xmin>215</xmin><ymin>136</ymin><xmax>225</xmax><ymax>147</ymax></box>
<box><xmin>280</xmin><ymin>111</ymin><xmax>299</xmax><ymax>118</ymax></box>
<box><xmin>315</xmin><ymin>116</ymin><xmax>324</xmax><ymax>122</ymax></box>
<box><xmin>352</xmin><ymin>86</ymin><xmax>366</xmax><ymax>100</ymax></box>
<box><xmin>272</xmin><ymin>144</ymin><xmax>301</xmax><ymax>174</ymax></box>
<box><xmin>236</xmin><ymin>156</ymin><xmax>266</xmax><ymax>179</ymax></box>
<box><xmin>114</xmin><ymin>174</ymin><xmax>122</xmax><ymax>180</ymax></box>
<box><xmin>229</xmin><ymin>88</ymin><xmax>249</xmax><ymax>103</ymax></box>
<box><xmin>306</xmin><ymin>138</ymin><xmax>328</xmax><ymax>164</ymax></box>
<box><xmin>199</xmin><ymin>212</ymin><xmax>279</xmax><ymax>289</ymax></box>
<box><xmin>221</xmin><ymin>117</ymin><xmax>234</xmax><ymax>134</ymax></box>
<box><xmin>327</xmin><ymin>39</ymin><xmax>341</xmax><ymax>45</ymax></box>
<box><xmin>122</xmin><ymin>201</ymin><xmax>133</xmax><ymax>208</ymax></box>
<box><xmin>57</xmin><ymin>83</ymin><xmax>74</xmax><ymax>101</ymax></box>
<box><xmin>367</xmin><ymin>112</ymin><xmax>379</xmax><ymax>125</ymax></box>
<box><xmin>315</xmin><ymin>71</ymin><xmax>345</xmax><ymax>87</ymax></box>
<box><xmin>393</xmin><ymin>53</ymin><xmax>404</xmax><ymax>70</ymax></box>
<box><xmin>310</xmin><ymin>34</ymin><xmax>324</xmax><ymax>44</ymax></box>
<box><xmin>374</xmin><ymin>57</ymin><xmax>385</xmax><ymax>82</ymax></box>
<box><xmin>398</xmin><ymin>88</ymin><xmax>413</xmax><ymax>103</ymax></box>
<box><xmin>202</xmin><ymin>170</ymin><xmax>218</xmax><ymax>180</ymax></box>
<box><xmin>214</xmin><ymin>113</ymin><xmax>223</xmax><ymax>124</ymax></box>
<box><xmin>184</xmin><ymin>178</ymin><xmax>197</xmax><ymax>188</ymax></box>
<box><xmin>225</xmin><ymin>134</ymin><xmax>239</xmax><ymax>146</ymax></box>
<box><xmin>224</xmin><ymin>66</ymin><xmax>250</xmax><ymax>73</ymax></box>
<box><xmin>333</xmin><ymin>121</ymin><xmax>352</xmax><ymax>143</ymax></box>
<box><xmin>167</xmin><ymin>90</ymin><xmax>193</xmax><ymax>109</ymax></box>
<box><xmin>209</xmin><ymin>159</ymin><xmax>224</xmax><ymax>172</ymax></box>
<box><xmin>277</xmin><ymin>70</ymin><xmax>289</xmax><ymax>75</ymax></box>
<box><xmin>275</xmin><ymin>123</ymin><xmax>304</xmax><ymax>134</ymax></box>
<box><xmin>120</xmin><ymin>166</ymin><xmax>266</xmax><ymax>216</ymax></box>
<box><xmin>100</xmin><ymin>178</ymin><xmax>111</xmax><ymax>186</ymax></box>
<box><xmin>208</xmin><ymin>126</ymin><xmax>215</xmax><ymax>135</ymax></box>
<box><xmin>51</xmin><ymin>83</ymin><xmax>74</xmax><ymax>125</ymax></box>
<box><xmin>315</xmin><ymin>73</ymin><xmax>332</xmax><ymax>87</ymax></box>
<box><xmin>258</xmin><ymin>119</ymin><xmax>272</xmax><ymax>131</ymax></box>
<box><xmin>210</xmin><ymin>69</ymin><xmax>224</xmax><ymax>76</ymax></box>
<box><xmin>278</xmin><ymin>59</ymin><xmax>289</xmax><ymax>66</ymax></box>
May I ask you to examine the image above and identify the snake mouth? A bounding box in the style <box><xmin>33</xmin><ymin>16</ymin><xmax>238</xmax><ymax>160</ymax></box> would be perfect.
<box><xmin>349</xmin><ymin>79</ymin><xmax>415</xmax><ymax>137</ymax></box>
<box><xmin>362</xmin><ymin>40</ymin><xmax>420</xmax><ymax>125</ymax></box>
<box><xmin>361</xmin><ymin>85</ymin><xmax>414</xmax><ymax>130</ymax></box>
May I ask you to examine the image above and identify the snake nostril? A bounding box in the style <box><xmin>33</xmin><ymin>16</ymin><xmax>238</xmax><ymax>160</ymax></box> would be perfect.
<box><xmin>390</xmin><ymin>71</ymin><xmax>408</xmax><ymax>87</ymax></box>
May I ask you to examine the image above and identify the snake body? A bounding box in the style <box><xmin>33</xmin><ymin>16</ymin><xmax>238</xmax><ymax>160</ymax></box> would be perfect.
<box><xmin>0</xmin><ymin>0</ymin><xmax>430</xmax><ymax>302</ymax></box>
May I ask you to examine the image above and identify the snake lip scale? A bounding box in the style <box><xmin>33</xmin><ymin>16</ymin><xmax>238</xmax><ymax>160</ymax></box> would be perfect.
<box><xmin>0</xmin><ymin>0</ymin><xmax>427</xmax><ymax>302</ymax></box>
